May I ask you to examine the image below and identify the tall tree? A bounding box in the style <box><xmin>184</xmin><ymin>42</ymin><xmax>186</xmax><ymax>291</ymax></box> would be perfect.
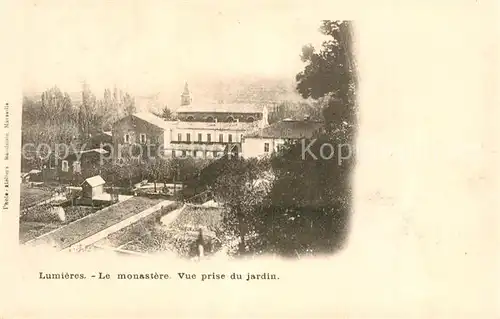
<box><xmin>78</xmin><ymin>82</ymin><xmax>100</xmax><ymax>138</ymax></box>
<box><xmin>122</xmin><ymin>92</ymin><xmax>136</xmax><ymax>116</ymax></box>
<box><xmin>296</xmin><ymin>20</ymin><xmax>357</xmax><ymax>134</ymax></box>
<box><xmin>257</xmin><ymin>20</ymin><xmax>357</xmax><ymax>257</ymax></box>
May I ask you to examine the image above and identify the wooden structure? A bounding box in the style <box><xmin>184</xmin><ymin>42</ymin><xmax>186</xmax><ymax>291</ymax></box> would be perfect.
<box><xmin>81</xmin><ymin>175</ymin><xmax>105</xmax><ymax>199</ymax></box>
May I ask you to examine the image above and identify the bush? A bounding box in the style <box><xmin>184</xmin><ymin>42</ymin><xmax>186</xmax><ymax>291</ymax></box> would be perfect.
<box><xmin>64</xmin><ymin>206</ymin><xmax>97</xmax><ymax>223</ymax></box>
<box><xmin>20</xmin><ymin>204</ymin><xmax>61</xmax><ymax>223</ymax></box>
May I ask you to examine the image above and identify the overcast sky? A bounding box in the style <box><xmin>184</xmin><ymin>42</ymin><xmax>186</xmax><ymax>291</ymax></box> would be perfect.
<box><xmin>23</xmin><ymin>1</ymin><xmax>329</xmax><ymax>96</ymax></box>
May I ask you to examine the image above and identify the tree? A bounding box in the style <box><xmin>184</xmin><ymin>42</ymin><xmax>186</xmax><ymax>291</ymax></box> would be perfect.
<box><xmin>256</xmin><ymin>20</ymin><xmax>357</xmax><ymax>257</ymax></box>
<box><xmin>78</xmin><ymin>82</ymin><xmax>101</xmax><ymax>138</ymax></box>
<box><xmin>212</xmin><ymin>157</ymin><xmax>271</xmax><ymax>254</ymax></box>
<box><xmin>296</xmin><ymin>20</ymin><xmax>357</xmax><ymax>133</ymax></box>
<box><xmin>122</xmin><ymin>92</ymin><xmax>136</xmax><ymax>116</ymax></box>
<box><xmin>161</xmin><ymin>105</ymin><xmax>175</xmax><ymax>120</ymax></box>
<box><xmin>145</xmin><ymin>157</ymin><xmax>171</xmax><ymax>193</ymax></box>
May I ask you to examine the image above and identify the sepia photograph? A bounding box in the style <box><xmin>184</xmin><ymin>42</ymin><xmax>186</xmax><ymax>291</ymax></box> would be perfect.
<box><xmin>19</xmin><ymin>5</ymin><xmax>356</xmax><ymax>259</ymax></box>
<box><xmin>1</xmin><ymin>1</ymin><xmax>497</xmax><ymax>318</ymax></box>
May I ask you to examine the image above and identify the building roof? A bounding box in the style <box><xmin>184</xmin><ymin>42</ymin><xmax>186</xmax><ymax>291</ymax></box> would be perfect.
<box><xmin>132</xmin><ymin>112</ymin><xmax>168</xmax><ymax>129</ymax></box>
<box><xmin>82</xmin><ymin>175</ymin><xmax>106</xmax><ymax>187</ymax></box>
<box><xmin>245</xmin><ymin>120</ymin><xmax>323</xmax><ymax>139</ymax></box>
<box><xmin>176</xmin><ymin>103</ymin><xmax>266</xmax><ymax>114</ymax></box>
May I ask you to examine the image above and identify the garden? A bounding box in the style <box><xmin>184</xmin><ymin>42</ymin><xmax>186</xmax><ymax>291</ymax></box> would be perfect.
<box><xmin>23</xmin><ymin>197</ymin><xmax>166</xmax><ymax>249</ymax></box>
<box><xmin>19</xmin><ymin>184</ymin><xmax>56</xmax><ymax>210</ymax></box>
<box><xmin>96</xmin><ymin>204</ymin><xmax>228</xmax><ymax>258</ymax></box>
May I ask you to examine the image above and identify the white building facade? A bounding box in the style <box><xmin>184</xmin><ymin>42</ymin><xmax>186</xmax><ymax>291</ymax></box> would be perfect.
<box><xmin>241</xmin><ymin>119</ymin><xmax>323</xmax><ymax>158</ymax></box>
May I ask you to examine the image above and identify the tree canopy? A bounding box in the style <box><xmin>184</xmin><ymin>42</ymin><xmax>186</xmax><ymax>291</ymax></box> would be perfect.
<box><xmin>211</xmin><ymin>20</ymin><xmax>357</xmax><ymax>258</ymax></box>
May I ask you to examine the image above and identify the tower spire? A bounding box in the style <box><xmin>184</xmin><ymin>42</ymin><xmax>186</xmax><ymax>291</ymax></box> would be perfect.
<box><xmin>180</xmin><ymin>81</ymin><xmax>192</xmax><ymax>106</ymax></box>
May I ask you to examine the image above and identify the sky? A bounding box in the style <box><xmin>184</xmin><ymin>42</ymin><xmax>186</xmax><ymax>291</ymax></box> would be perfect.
<box><xmin>23</xmin><ymin>0</ymin><xmax>329</xmax><ymax>98</ymax></box>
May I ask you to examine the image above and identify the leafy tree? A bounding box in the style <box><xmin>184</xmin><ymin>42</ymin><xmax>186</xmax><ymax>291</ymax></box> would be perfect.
<box><xmin>296</xmin><ymin>20</ymin><xmax>357</xmax><ymax>134</ymax></box>
<box><xmin>144</xmin><ymin>157</ymin><xmax>172</xmax><ymax>192</ymax></box>
<box><xmin>78</xmin><ymin>82</ymin><xmax>101</xmax><ymax>139</ymax></box>
<box><xmin>122</xmin><ymin>92</ymin><xmax>136</xmax><ymax>116</ymax></box>
<box><xmin>255</xmin><ymin>20</ymin><xmax>357</xmax><ymax>257</ymax></box>
<box><xmin>212</xmin><ymin>157</ymin><xmax>271</xmax><ymax>254</ymax></box>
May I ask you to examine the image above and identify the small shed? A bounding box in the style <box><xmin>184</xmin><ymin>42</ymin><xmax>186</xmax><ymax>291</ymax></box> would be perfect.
<box><xmin>81</xmin><ymin>175</ymin><xmax>106</xmax><ymax>199</ymax></box>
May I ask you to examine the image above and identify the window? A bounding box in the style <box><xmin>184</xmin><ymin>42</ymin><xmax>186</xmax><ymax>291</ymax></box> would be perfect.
<box><xmin>206</xmin><ymin>116</ymin><xmax>214</xmax><ymax>122</ymax></box>
<box><xmin>124</xmin><ymin>134</ymin><xmax>130</xmax><ymax>143</ymax></box>
<box><xmin>140</xmin><ymin>133</ymin><xmax>146</xmax><ymax>144</ymax></box>
<box><xmin>247</xmin><ymin>116</ymin><xmax>255</xmax><ymax>122</ymax></box>
<box><xmin>198</xmin><ymin>133</ymin><xmax>202</xmax><ymax>142</ymax></box>
<box><xmin>228</xmin><ymin>134</ymin><xmax>233</xmax><ymax>143</ymax></box>
<box><xmin>213</xmin><ymin>151</ymin><xmax>218</xmax><ymax>158</ymax></box>
<box><xmin>193</xmin><ymin>150</ymin><xmax>198</xmax><ymax>157</ymax></box>
<box><xmin>264</xmin><ymin>143</ymin><xmax>270</xmax><ymax>153</ymax></box>
<box><xmin>61</xmin><ymin>160</ymin><xmax>69</xmax><ymax>172</ymax></box>
<box><xmin>186</xmin><ymin>133</ymin><xmax>191</xmax><ymax>142</ymax></box>
<box><xmin>73</xmin><ymin>161</ymin><xmax>81</xmax><ymax>173</ymax></box>
<box><xmin>240</xmin><ymin>134</ymin><xmax>244</xmax><ymax>142</ymax></box>
<box><xmin>219</xmin><ymin>134</ymin><xmax>223</xmax><ymax>143</ymax></box>
<box><xmin>187</xmin><ymin>116</ymin><xmax>194</xmax><ymax>121</ymax></box>
<box><xmin>177</xmin><ymin>133</ymin><xmax>182</xmax><ymax>141</ymax></box>
<box><xmin>207</xmin><ymin>134</ymin><xmax>211</xmax><ymax>142</ymax></box>
<box><xmin>182</xmin><ymin>150</ymin><xmax>186</xmax><ymax>157</ymax></box>
<box><xmin>226</xmin><ymin>116</ymin><xmax>234</xmax><ymax>122</ymax></box>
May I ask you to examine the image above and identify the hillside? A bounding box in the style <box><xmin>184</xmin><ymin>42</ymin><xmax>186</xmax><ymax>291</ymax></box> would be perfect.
<box><xmin>23</xmin><ymin>75</ymin><xmax>306</xmax><ymax>114</ymax></box>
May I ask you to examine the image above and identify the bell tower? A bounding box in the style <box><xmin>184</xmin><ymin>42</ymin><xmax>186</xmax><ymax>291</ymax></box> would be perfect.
<box><xmin>180</xmin><ymin>82</ymin><xmax>192</xmax><ymax>106</ymax></box>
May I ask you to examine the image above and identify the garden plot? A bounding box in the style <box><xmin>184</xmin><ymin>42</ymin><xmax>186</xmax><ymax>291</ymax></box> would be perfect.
<box><xmin>19</xmin><ymin>205</ymin><xmax>99</xmax><ymax>243</ymax></box>
<box><xmin>119</xmin><ymin>204</ymin><xmax>225</xmax><ymax>257</ymax></box>
<box><xmin>25</xmin><ymin>197</ymin><xmax>165</xmax><ymax>250</ymax></box>
<box><xmin>93</xmin><ymin>203</ymin><xmax>181</xmax><ymax>248</ymax></box>
<box><xmin>20</xmin><ymin>184</ymin><xmax>55</xmax><ymax>210</ymax></box>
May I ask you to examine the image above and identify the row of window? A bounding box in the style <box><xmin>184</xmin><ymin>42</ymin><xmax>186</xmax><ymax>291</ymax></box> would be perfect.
<box><xmin>123</xmin><ymin>132</ymin><xmax>245</xmax><ymax>144</ymax></box>
<box><xmin>184</xmin><ymin>116</ymin><xmax>256</xmax><ymax>122</ymax></box>
<box><xmin>172</xmin><ymin>150</ymin><xmax>224</xmax><ymax>158</ymax></box>
<box><xmin>176</xmin><ymin>133</ymin><xmax>243</xmax><ymax>143</ymax></box>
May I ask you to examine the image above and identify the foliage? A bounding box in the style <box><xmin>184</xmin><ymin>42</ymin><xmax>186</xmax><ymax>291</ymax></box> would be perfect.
<box><xmin>63</xmin><ymin>206</ymin><xmax>97</xmax><ymax>223</ymax></box>
<box><xmin>20</xmin><ymin>204</ymin><xmax>61</xmax><ymax>223</ymax></box>
<box><xmin>19</xmin><ymin>184</ymin><xmax>55</xmax><ymax>210</ymax></box>
<box><xmin>22</xmin><ymin>84</ymin><xmax>137</xmax><ymax>171</ymax></box>
<box><xmin>212</xmin><ymin>157</ymin><xmax>272</xmax><ymax>254</ymax></box>
<box><xmin>252</xmin><ymin>19</ymin><xmax>357</xmax><ymax>256</ymax></box>
<box><xmin>268</xmin><ymin>100</ymin><xmax>322</xmax><ymax>124</ymax></box>
<box><xmin>206</xmin><ymin>20</ymin><xmax>357</xmax><ymax>258</ymax></box>
<box><xmin>169</xmin><ymin>205</ymin><xmax>223</xmax><ymax>233</ymax></box>
<box><xmin>121</xmin><ymin>217</ymin><xmax>221</xmax><ymax>258</ymax></box>
<box><xmin>296</xmin><ymin>20</ymin><xmax>357</xmax><ymax>134</ymax></box>
<box><xmin>153</xmin><ymin>105</ymin><xmax>176</xmax><ymax>120</ymax></box>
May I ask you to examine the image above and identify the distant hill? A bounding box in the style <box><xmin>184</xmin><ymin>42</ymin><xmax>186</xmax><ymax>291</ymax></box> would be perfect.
<box><xmin>23</xmin><ymin>75</ymin><xmax>305</xmax><ymax>114</ymax></box>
